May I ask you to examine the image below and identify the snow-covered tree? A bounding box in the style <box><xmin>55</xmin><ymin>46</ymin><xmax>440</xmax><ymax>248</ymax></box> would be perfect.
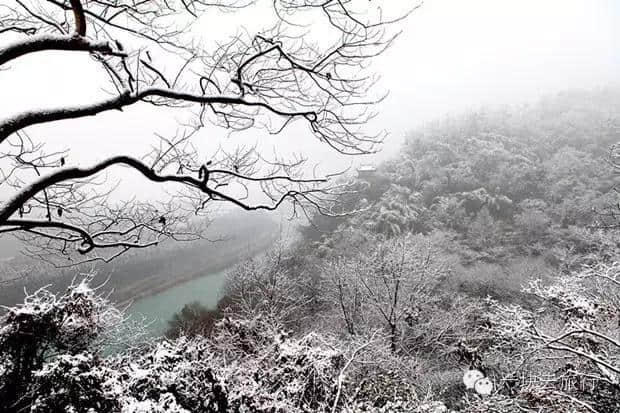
<box><xmin>2</xmin><ymin>277</ymin><xmax>450</xmax><ymax>412</ymax></box>
<box><xmin>485</xmin><ymin>262</ymin><xmax>620</xmax><ymax>412</ymax></box>
<box><xmin>323</xmin><ymin>233</ymin><xmax>450</xmax><ymax>352</ymax></box>
<box><xmin>0</xmin><ymin>0</ymin><xmax>412</xmax><ymax>266</ymax></box>
<box><xmin>0</xmin><ymin>275</ymin><xmax>121</xmax><ymax>412</ymax></box>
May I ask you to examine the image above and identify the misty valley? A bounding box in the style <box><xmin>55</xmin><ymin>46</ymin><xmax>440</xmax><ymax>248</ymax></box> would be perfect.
<box><xmin>0</xmin><ymin>211</ymin><xmax>278</xmax><ymax>339</ymax></box>
<box><xmin>2</xmin><ymin>88</ymin><xmax>619</xmax><ymax>411</ymax></box>
<box><xmin>0</xmin><ymin>1</ymin><xmax>618</xmax><ymax>412</ymax></box>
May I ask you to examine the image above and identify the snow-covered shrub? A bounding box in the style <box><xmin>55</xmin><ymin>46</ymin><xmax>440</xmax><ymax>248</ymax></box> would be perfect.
<box><xmin>459</xmin><ymin>389</ymin><xmax>606</xmax><ymax>413</ymax></box>
<box><xmin>0</xmin><ymin>276</ymin><xmax>500</xmax><ymax>413</ymax></box>
<box><xmin>116</xmin><ymin>316</ymin><xmax>444</xmax><ymax>412</ymax></box>
<box><xmin>343</xmin><ymin>398</ymin><xmax>450</xmax><ymax>413</ymax></box>
<box><xmin>212</xmin><ymin>317</ymin><xmax>343</xmax><ymax>412</ymax></box>
<box><xmin>483</xmin><ymin>262</ymin><xmax>620</xmax><ymax>412</ymax></box>
<box><xmin>114</xmin><ymin>336</ymin><xmax>227</xmax><ymax>412</ymax></box>
<box><xmin>0</xmin><ymin>275</ymin><xmax>122</xmax><ymax>412</ymax></box>
<box><xmin>30</xmin><ymin>353</ymin><xmax>121</xmax><ymax>413</ymax></box>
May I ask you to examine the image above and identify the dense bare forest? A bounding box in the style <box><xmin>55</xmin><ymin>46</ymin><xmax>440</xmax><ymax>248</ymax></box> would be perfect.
<box><xmin>2</xmin><ymin>89</ymin><xmax>619</xmax><ymax>412</ymax></box>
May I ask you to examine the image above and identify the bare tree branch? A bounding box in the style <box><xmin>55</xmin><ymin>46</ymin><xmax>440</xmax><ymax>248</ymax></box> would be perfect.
<box><xmin>0</xmin><ymin>34</ymin><xmax>122</xmax><ymax>66</ymax></box>
<box><xmin>0</xmin><ymin>88</ymin><xmax>318</xmax><ymax>144</ymax></box>
<box><xmin>0</xmin><ymin>0</ymin><xmax>414</xmax><ymax>264</ymax></box>
<box><xmin>69</xmin><ymin>0</ymin><xmax>86</xmax><ymax>36</ymax></box>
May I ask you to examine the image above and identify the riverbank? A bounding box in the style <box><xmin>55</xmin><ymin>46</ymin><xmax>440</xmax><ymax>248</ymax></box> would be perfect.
<box><xmin>0</xmin><ymin>212</ymin><xmax>280</xmax><ymax>308</ymax></box>
<box><xmin>116</xmin><ymin>235</ymin><xmax>274</xmax><ymax>308</ymax></box>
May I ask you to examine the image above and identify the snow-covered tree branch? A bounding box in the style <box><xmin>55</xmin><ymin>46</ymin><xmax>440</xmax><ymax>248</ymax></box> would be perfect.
<box><xmin>0</xmin><ymin>0</ymin><xmax>413</xmax><ymax>265</ymax></box>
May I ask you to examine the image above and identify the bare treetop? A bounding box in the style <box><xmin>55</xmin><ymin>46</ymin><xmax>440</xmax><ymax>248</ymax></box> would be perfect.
<box><xmin>0</xmin><ymin>0</ymin><xmax>415</xmax><ymax>266</ymax></box>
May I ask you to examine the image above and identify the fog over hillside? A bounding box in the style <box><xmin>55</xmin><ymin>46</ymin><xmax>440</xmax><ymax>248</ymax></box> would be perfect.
<box><xmin>0</xmin><ymin>1</ymin><xmax>618</xmax><ymax>412</ymax></box>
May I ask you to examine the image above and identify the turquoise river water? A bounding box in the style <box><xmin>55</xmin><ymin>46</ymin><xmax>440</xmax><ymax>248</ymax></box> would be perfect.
<box><xmin>125</xmin><ymin>269</ymin><xmax>228</xmax><ymax>337</ymax></box>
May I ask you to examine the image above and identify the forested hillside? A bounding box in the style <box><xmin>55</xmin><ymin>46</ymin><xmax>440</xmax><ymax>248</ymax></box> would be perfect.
<box><xmin>305</xmin><ymin>88</ymin><xmax>619</xmax><ymax>265</ymax></box>
<box><xmin>2</xmin><ymin>89</ymin><xmax>618</xmax><ymax>412</ymax></box>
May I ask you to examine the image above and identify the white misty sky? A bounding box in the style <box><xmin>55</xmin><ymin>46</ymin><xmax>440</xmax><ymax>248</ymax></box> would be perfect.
<box><xmin>0</xmin><ymin>0</ymin><xmax>618</xmax><ymax>199</ymax></box>
<box><xmin>374</xmin><ymin>0</ymin><xmax>619</xmax><ymax>157</ymax></box>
